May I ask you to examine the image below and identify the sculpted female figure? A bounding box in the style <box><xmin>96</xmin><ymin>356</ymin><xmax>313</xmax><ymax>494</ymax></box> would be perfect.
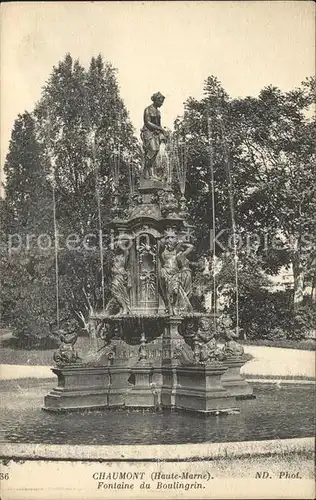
<box><xmin>177</xmin><ymin>245</ymin><xmax>194</xmax><ymax>300</ymax></box>
<box><xmin>105</xmin><ymin>242</ymin><xmax>131</xmax><ymax>316</ymax></box>
<box><xmin>141</xmin><ymin>92</ymin><xmax>167</xmax><ymax>180</ymax></box>
<box><xmin>159</xmin><ymin>231</ymin><xmax>193</xmax><ymax>314</ymax></box>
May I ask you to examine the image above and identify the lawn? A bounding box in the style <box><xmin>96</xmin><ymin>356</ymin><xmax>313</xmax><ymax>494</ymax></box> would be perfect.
<box><xmin>0</xmin><ymin>336</ymin><xmax>90</xmax><ymax>365</ymax></box>
<box><xmin>0</xmin><ymin>347</ymin><xmax>55</xmax><ymax>365</ymax></box>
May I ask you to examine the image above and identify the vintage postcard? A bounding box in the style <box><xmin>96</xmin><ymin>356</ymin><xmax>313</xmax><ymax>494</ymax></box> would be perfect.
<box><xmin>0</xmin><ymin>1</ymin><xmax>315</xmax><ymax>499</ymax></box>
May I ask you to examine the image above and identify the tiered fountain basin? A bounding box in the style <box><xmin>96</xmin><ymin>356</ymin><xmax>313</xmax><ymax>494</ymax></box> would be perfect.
<box><xmin>43</xmin><ymin>311</ymin><xmax>252</xmax><ymax>413</ymax></box>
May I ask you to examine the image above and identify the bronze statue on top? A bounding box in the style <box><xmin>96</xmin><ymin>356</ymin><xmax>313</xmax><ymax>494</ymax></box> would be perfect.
<box><xmin>141</xmin><ymin>92</ymin><xmax>168</xmax><ymax>181</ymax></box>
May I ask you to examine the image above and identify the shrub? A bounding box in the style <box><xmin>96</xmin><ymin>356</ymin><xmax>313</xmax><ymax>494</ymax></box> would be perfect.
<box><xmin>225</xmin><ymin>287</ymin><xmax>315</xmax><ymax>342</ymax></box>
<box><xmin>291</xmin><ymin>303</ymin><xmax>316</xmax><ymax>340</ymax></box>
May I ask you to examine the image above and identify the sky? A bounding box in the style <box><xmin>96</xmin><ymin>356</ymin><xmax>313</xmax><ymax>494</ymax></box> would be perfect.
<box><xmin>1</xmin><ymin>1</ymin><xmax>315</xmax><ymax>182</ymax></box>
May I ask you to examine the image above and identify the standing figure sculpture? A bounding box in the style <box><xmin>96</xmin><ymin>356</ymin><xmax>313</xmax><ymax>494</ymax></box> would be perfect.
<box><xmin>158</xmin><ymin>230</ymin><xmax>193</xmax><ymax>314</ymax></box>
<box><xmin>105</xmin><ymin>242</ymin><xmax>131</xmax><ymax>316</ymax></box>
<box><xmin>177</xmin><ymin>247</ymin><xmax>193</xmax><ymax>301</ymax></box>
<box><xmin>141</xmin><ymin>92</ymin><xmax>167</xmax><ymax>180</ymax></box>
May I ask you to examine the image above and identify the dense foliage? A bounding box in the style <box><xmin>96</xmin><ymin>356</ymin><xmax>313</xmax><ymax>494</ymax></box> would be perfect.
<box><xmin>1</xmin><ymin>54</ymin><xmax>139</xmax><ymax>346</ymax></box>
<box><xmin>176</xmin><ymin>76</ymin><xmax>315</xmax><ymax>340</ymax></box>
<box><xmin>1</xmin><ymin>56</ymin><xmax>315</xmax><ymax>346</ymax></box>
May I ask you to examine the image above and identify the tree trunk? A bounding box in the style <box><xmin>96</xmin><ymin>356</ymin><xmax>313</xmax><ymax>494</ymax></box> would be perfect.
<box><xmin>311</xmin><ymin>274</ymin><xmax>316</xmax><ymax>304</ymax></box>
<box><xmin>292</xmin><ymin>252</ymin><xmax>305</xmax><ymax>311</ymax></box>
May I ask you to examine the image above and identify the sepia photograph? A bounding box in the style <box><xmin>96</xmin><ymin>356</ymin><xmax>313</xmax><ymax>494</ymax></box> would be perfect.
<box><xmin>0</xmin><ymin>1</ymin><xmax>315</xmax><ymax>499</ymax></box>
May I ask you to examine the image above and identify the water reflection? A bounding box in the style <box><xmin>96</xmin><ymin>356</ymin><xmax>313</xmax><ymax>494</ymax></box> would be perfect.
<box><xmin>0</xmin><ymin>384</ymin><xmax>315</xmax><ymax>445</ymax></box>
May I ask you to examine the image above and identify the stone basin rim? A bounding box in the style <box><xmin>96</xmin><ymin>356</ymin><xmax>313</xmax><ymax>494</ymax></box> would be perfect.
<box><xmin>1</xmin><ymin>437</ymin><xmax>314</xmax><ymax>461</ymax></box>
<box><xmin>90</xmin><ymin>312</ymin><xmax>216</xmax><ymax>320</ymax></box>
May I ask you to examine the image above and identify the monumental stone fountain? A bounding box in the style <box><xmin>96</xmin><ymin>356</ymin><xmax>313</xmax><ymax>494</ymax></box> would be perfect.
<box><xmin>44</xmin><ymin>92</ymin><xmax>253</xmax><ymax>413</ymax></box>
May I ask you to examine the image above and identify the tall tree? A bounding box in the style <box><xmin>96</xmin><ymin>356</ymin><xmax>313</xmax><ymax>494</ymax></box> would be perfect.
<box><xmin>229</xmin><ymin>78</ymin><xmax>316</xmax><ymax>308</ymax></box>
<box><xmin>3</xmin><ymin>111</ymin><xmax>51</xmax><ymax>233</ymax></box>
<box><xmin>176</xmin><ymin>76</ymin><xmax>316</xmax><ymax>310</ymax></box>
<box><xmin>1</xmin><ymin>112</ymin><xmax>56</xmax><ymax>341</ymax></box>
<box><xmin>1</xmin><ymin>54</ymin><xmax>140</xmax><ymax>342</ymax></box>
<box><xmin>34</xmin><ymin>53</ymin><xmax>139</xmax><ymax>325</ymax></box>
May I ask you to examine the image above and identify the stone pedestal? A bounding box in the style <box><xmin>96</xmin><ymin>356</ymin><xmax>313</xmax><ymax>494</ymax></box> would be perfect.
<box><xmin>151</xmin><ymin>366</ymin><xmax>163</xmax><ymax>405</ymax></box>
<box><xmin>107</xmin><ymin>362</ymin><xmax>133</xmax><ymax>407</ymax></box>
<box><xmin>161</xmin><ymin>316</ymin><xmax>184</xmax><ymax>408</ymax></box>
<box><xmin>221</xmin><ymin>356</ymin><xmax>254</xmax><ymax>399</ymax></box>
<box><xmin>43</xmin><ymin>365</ymin><xmax>109</xmax><ymax>412</ymax></box>
<box><xmin>127</xmin><ymin>362</ymin><xmax>156</xmax><ymax>408</ymax></box>
<box><xmin>161</xmin><ymin>363</ymin><xmax>177</xmax><ymax>408</ymax></box>
<box><xmin>175</xmin><ymin>363</ymin><xmax>238</xmax><ymax>414</ymax></box>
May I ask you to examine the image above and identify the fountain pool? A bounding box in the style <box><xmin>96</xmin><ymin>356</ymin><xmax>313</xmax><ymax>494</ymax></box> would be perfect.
<box><xmin>1</xmin><ymin>381</ymin><xmax>314</xmax><ymax>446</ymax></box>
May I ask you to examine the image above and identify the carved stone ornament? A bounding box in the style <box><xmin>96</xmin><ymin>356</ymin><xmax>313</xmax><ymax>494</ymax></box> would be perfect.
<box><xmin>222</xmin><ymin>331</ymin><xmax>245</xmax><ymax>358</ymax></box>
<box><xmin>159</xmin><ymin>189</ymin><xmax>179</xmax><ymax>218</ymax></box>
<box><xmin>193</xmin><ymin>316</ymin><xmax>224</xmax><ymax>363</ymax></box>
<box><xmin>53</xmin><ymin>329</ymin><xmax>79</xmax><ymax>365</ymax></box>
<box><xmin>218</xmin><ymin>315</ymin><xmax>245</xmax><ymax>358</ymax></box>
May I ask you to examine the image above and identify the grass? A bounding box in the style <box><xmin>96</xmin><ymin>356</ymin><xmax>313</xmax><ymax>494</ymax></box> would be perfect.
<box><xmin>0</xmin><ymin>347</ymin><xmax>55</xmax><ymax>365</ymax></box>
<box><xmin>0</xmin><ymin>336</ymin><xmax>90</xmax><ymax>365</ymax></box>
<box><xmin>171</xmin><ymin>446</ymin><xmax>315</xmax><ymax>480</ymax></box>
<box><xmin>205</xmin><ymin>451</ymin><xmax>315</xmax><ymax>478</ymax></box>
<box><xmin>1</xmin><ymin>442</ymin><xmax>314</xmax><ymax>478</ymax></box>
